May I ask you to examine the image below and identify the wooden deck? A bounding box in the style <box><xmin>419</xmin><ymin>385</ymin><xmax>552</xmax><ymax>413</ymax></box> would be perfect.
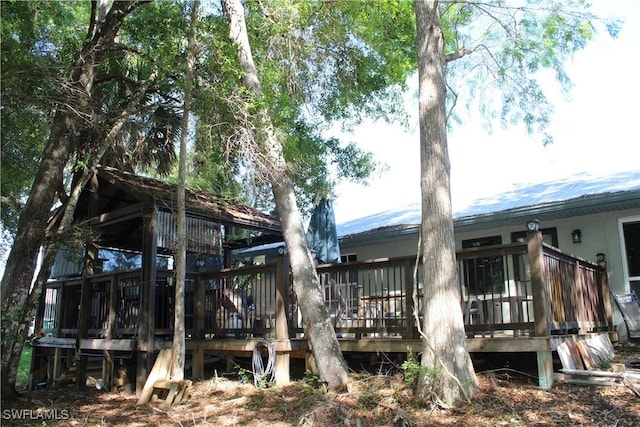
<box><xmin>33</xmin><ymin>231</ymin><xmax>613</xmax><ymax>391</ymax></box>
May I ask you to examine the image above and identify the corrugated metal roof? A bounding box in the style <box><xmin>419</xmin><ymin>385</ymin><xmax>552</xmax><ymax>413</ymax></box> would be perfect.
<box><xmin>337</xmin><ymin>170</ymin><xmax>640</xmax><ymax>237</ymax></box>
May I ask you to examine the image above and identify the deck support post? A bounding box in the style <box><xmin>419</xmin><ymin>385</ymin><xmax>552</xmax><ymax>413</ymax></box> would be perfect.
<box><xmin>76</xmin><ymin>241</ymin><xmax>98</xmax><ymax>387</ymax></box>
<box><xmin>191</xmin><ymin>346</ymin><xmax>204</xmax><ymax>380</ymax></box>
<box><xmin>528</xmin><ymin>230</ymin><xmax>554</xmax><ymax>389</ymax></box>
<box><xmin>52</xmin><ymin>348</ymin><xmax>63</xmax><ymax>385</ymax></box>
<box><xmin>274</xmin><ymin>253</ymin><xmax>290</xmax><ymax>385</ymax></box>
<box><xmin>137</xmin><ymin>207</ymin><xmax>158</xmax><ymax>394</ymax></box>
<box><xmin>536</xmin><ymin>350</ymin><xmax>553</xmax><ymax>389</ymax></box>
<box><xmin>305</xmin><ymin>351</ymin><xmax>318</xmax><ymax>375</ymax></box>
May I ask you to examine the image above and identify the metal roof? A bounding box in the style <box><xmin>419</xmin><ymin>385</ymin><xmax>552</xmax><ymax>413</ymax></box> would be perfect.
<box><xmin>338</xmin><ymin>170</ymin><xmax>640</xmax><ymax>238</ymax></box>
<box><xmin>235</xmin><ymin>170</ymin><xmax>640</xmax><ymax>255</ymax></box>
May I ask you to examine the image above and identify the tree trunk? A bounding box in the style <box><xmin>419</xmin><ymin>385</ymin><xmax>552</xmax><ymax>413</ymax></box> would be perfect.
<box><xmin>172</xmin><ymin>0</ymin><xmax>199</xmax><ymax>381</ymax></box>
<box><xmin>221</xmin><ymin>0</ymin><xmax>349</xmax><ymax>391</ymax></box>
<box><xmin>0</xmin><ymin>1</ymin><xmax>144</xmax><ymax>398</ymax></box>
<box><xmin>414</xmin><ymin>0</ymin><xmax>478</xmax><ymax>406</ymax></box>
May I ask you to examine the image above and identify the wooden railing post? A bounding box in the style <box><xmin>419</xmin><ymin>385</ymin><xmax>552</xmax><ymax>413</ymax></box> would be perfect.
<box><xmin>598</xmin><ymin>260</ymin><xmax>614</xmax><ymax>332</ymax></box>
<box><xmin>137</xmin><ymin>208</ymin><xmax>158</xmax><ymax>394</ymax></box>
<box><xmin>573</xmin><ymin>260</ymin><xmax>584</xmax><ymax>326</ymax></box>
<box><xmin>274</xmin><ymin>253</ymin><xmax>290</xmax><ymax>385</ymax></box>
<box><xmin>527</xmin><ymin>230</ymin><xmax>553</xmax><ymax>389</ymax></box>
<box><xmin>55</xmin><ymin>285</ymin><xmax>64</xmax><ymax>338</ymax></box>
<box><xmin>403</xmin><ymin>259</ymin><xmax>416</xmax><ymax>339</ymax></box>
<box><xmin>527</xmin><ymin>231</ymin><xmax>550</xmax><ymax>336</ymax></box>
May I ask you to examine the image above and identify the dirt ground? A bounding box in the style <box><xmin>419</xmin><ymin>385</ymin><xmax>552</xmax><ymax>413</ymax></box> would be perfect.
<box><xmin>3</xmin><ymin>343</ymin><xmax>640</xmax><ymax>427</ymax></box>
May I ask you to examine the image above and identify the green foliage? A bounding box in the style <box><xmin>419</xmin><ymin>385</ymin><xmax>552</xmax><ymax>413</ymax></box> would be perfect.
<box><xmin>599</xmin><ymin>358</ymin><xmax>612</xmax><ymax>370</ymax></box>
<box><xmin>440</xmin><ymin>0</ymin><xmax>620</xmax><ymax>140</ymax></box>
<box><xmin>1</xmin><ymin>0</ymin><xmax>618</xmax><ymax>238</ymax></box>
<box><xmin>400</xmin><ymin>357</ymin><xmax>422</xmax><ymax>388</ymax></box>
<box><xmin>302</xmin><ymin>369</ymin><xmax>323</xmax><ymax>390</ymax></box>
<box><xmin>236</xmin><ymin>366</ymin><xmax>252</xmax><ymax>384</ymax></box>
<box><xmin>17</xmin><ymin>342</ymin><xmax>33</xmax><ymax>385</ymax></box>
<box><xmin>0</xmin><ymin>0</ymin><xmax>89</xmax><ymax>232</ymax></box>
<box><xmin>356</xmin><ymin>388</ymin><xmax>381</xmax><ymax>410</ymax></box>
<box><xmin>268</xmin><ymin>0</ymin><xmax>416</xmax><ymax>126</ymax></box>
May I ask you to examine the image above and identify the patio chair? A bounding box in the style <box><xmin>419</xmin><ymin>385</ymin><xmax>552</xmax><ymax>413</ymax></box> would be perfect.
<box><xmin>324</xmin><ymin>279</ymin><xmax>348</xmax><ymax>327</ymax></box>
<box><xmin>464</xmin><ymin>297</ymin><xmax>485</xmax><ymax>325</ymax></box>
<box><xmin>464</xmin><ymin>297</ymin><xmax>485</xmax><ymax>337</ymax></box>
<box><xmin>612</xmin><ymin>290</ymin><xmax>640</xmax><ymax>339</ymax></box>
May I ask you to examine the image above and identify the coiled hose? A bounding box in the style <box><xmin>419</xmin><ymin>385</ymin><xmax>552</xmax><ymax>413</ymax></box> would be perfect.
<box><xmin>252</xmin><ymin>339</ymin><xmax>275</xmax><ymax>387</ymax></box>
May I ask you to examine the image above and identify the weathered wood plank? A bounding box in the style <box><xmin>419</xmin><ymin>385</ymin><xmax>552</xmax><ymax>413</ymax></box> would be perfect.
<box><xmin>576</xmin><ymin>341</ymin><xmax>594</xmax><ymax>369</ymax></box>
<box><xmin>559</xmin><ymin>369</ymin><xmax>640</xmax><ymax>381</ymax></box>
<box><xmin>557</xmin><ymin>342</ymin><xmax>575</xmax><ymax>370</ymax></box>
<box><xmin>79</xmin><ymin>339</ymin><xmax>136</xmax><ymax>352</ymax></box>
<box><xmin>137</xmin><ymin>349</ymin><xmax>173</xmax><ymax>406</ymax></box>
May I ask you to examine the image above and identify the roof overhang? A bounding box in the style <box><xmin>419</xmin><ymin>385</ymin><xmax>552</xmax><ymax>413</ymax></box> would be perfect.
<box><xmin>454</xmin><ymin>189</ymin><xmax>640</xmax><ymax>233</ymax></box>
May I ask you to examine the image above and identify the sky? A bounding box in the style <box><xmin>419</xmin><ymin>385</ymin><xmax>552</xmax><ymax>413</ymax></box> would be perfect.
<box><xmin>329</xmin><ymin>0</ymin><xmax>640</xmax><ymax>224</ymax></box>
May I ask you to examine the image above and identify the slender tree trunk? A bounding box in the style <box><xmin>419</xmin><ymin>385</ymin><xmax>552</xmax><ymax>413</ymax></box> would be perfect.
<box><xmin>0</xmin><ymin>1</ymin><xmax>144</xmax><ymax>399</ymax></box>
<box><xmin>414</xmin><ymin>0</ymin><xmax>478</xmax><ymax>406</ymax></box>
<box><xmin>172</xmin><ymin>0</ymin><xmax>199</xmax><ymax>381</ymax></box>
<box><xmin>221</xmin><ymin>0</ymin><xmax>349</xmax><ymax>391</ymax></box>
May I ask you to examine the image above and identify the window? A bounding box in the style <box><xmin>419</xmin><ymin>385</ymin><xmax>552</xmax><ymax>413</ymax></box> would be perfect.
<box><xmin>620</xmin><ymin>218</ymin><xmax>640</xmax><ymax>294</ymax></box>
<box><xmin>462</xmin><ymin>236</ymin><xmax>504</xmax><ymax>295</ymax></box>
<box><xmin>341</xmin><ymin>253</ymin><xmax>357</xmax><ymax>263</ymax></box>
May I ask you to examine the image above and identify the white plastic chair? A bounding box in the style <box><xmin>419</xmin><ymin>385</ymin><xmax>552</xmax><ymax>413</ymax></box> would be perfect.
<box><xmin>465</xmin><ymin>297</ymin><xmax>485</xmax><ymax>325</ymax></box>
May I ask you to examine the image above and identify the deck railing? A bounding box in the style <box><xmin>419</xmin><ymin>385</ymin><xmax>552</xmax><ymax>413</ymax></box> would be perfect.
<box><xmin>456</xmin><ymin>242</ymin><xmax>534</xmax><ymax>337</ymax></box>
<box><xmin>38</xmin><ymin>233</ymin><xmax>612</xmax><ymax>342</ymax></box>
<box><xmin>542</xmin><ymin>244</ymin><xmax>611</xmax><ymax>334</ymax></box>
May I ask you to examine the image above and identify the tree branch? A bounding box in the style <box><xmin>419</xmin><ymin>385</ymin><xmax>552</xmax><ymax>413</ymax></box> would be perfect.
<box><xmin>445</xmin><ymin>47</ymin><xmax>473</xmax><ymax>63</ymax></box>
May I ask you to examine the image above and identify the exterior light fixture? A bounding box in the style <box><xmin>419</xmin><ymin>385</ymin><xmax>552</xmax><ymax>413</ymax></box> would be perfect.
<box><xmin>527</xmin><ymin>219</ymin><xmax>540</xmax><ymax>232</ymax></box>
<box><xmin>195</xmin><ymin>256</ymin><xmax>206</xmax><ymax>269</ymax></box>
<box><xmin>571</xmin><ymin>229</ymin><xmax>582</xmax><ymax>244</ymax></box>
<box><xmin>596</xmin><ymin>253</ymin><xmax>606</xmax><ymax>263</ymax></box>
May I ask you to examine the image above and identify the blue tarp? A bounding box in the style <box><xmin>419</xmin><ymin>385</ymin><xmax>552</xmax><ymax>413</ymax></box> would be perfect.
<box><xmin>306</xmin><ymin>199</ymin><xmax>341</xmax><ymax>264</ymax></box>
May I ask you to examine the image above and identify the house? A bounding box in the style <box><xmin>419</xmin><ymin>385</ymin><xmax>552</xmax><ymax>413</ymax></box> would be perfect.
<box><xmin>232</xmin><ymin>170</ymin><xmax>638</xmax><ymax>387</ymax></box>
<box><xmin>336</xmin><ymin>170</ymin><xmax>640</xmax><ymax>339</ymax></box>
<box><xmin>239</xmin><ymin>170</ymin><xmax>639</xmax><ymax>340</ymax></box>
<box><xmin>34</xmin><ymin>166</ymin><xmax>283</xmax><ymax>392</ymax></box>
<box><xmin>34</xmin><ymin>168</ymin><xmax>635</xmax><ymax>393</ymax></box>
<box><xmin>336</xmin><ymin>171</ymin><xmax>639</xmax><ymax>290</ymax></box>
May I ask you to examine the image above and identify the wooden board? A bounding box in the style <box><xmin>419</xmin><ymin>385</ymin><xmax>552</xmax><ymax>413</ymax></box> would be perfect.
<box><xmin>557</xmin><ymin>341</ymin><xmax>575</xmax><ymax>370</ymax></box>
<box><xmin>158</xmin><ymin>379</ymin><xmax>192</xmax><ymax>409</ymax></box>
<box><xmin>567</xmin><ymin>341</ymin><xmax>585</xmax><ymax>370</ymax></box>
<box><xmin>585</xmin><ymin>335</ymin><xmax>614</xmax><ymax>363</ymax></box>
<box><xmin>576</xmin><ymin>341</ymin><xmax>595</xmax><ymax>370</ymax></box>
<box><xmin>136</xmin><ymin>349</ymin><xmax>173</xmax><ymax>406</ymax></box>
